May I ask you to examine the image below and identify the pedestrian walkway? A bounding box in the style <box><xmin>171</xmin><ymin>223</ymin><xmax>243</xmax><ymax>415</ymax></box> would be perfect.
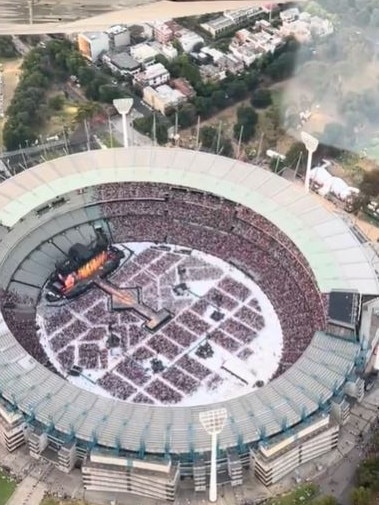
<box><xmin>6</xmin><ymin>475</ymin><xmax>47</xmax><ymax>505</ymax></box>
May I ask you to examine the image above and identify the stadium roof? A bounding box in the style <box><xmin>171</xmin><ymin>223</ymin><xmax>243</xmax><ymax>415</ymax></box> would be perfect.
<box><xmin>0</xmin><ymin>146</ymin><xmax>377</xmax><ymax>294</ymax></box>
<box><xmin>0</xmin><ymin>146</ymin><xmax>374</xmax><ymax>454</ymax></box>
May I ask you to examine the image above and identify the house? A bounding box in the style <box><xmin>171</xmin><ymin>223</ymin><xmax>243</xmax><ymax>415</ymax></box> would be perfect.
<box><xmin>103</xmin><ymin>52</ymin><xmax>141</xmax><ymax>76</ymax></box>
<box><xmin>199</xmin><ymin>64</ymin><xmax>226</xmax><ymax>83</ymax></box>
<box><xmin>143</xmin><ymin>85</ymin><xmax>186</xmax><ymax>114</ymax></box>
<box><xmin>280</xmin><ymin>7</ymin><xmax>300</xmax><ymax>23</ymax></box>
<box><xmin>130</xmin><ymin>43</ymin><xmax>159</xmax><ymax>64</ymax></box>
<box><xmin>280</xmin><ymin>20</ymin><xmax>311</xmax><ymax>43</ymax></box>
<box><xmin>77</xmin><ymin>32</ymin><xmax>109</xmax><ymax>62</ymax></box>
<box><xmin>177</xmin><ymin>30</ymin><xmax>204</xmax><ymax>53</ymax></box>
<box><xmin>150</xmin><ymin>41</ymin><xmax>178</xmax><ymax>61</ymax></box>
<box><xmin>171</xmin><ymin>78</ymin><xmax>196</xmax><ymax>99</ymax></box>
<box><xmin>133</xmin><ymin>62</ymin><xmax>170</xmax><ymax>88</ymax></box>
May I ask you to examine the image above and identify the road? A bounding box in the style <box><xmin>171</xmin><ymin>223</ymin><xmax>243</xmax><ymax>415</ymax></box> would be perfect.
<box><xmin>0</xmin><ymin>0</ymin><xmax>305</xmax><ymax>35</ymax></box>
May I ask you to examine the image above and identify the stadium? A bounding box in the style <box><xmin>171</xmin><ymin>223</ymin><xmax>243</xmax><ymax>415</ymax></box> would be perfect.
<box><xmin>0</xmin><ymin>146</ymin><xmax>377</xmax><ymax>501</ymax></box>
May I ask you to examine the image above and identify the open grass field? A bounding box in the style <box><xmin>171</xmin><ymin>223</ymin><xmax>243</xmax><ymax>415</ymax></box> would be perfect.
<box><xmin>0</xmin><ymin>470</ymin><xmax>16</xmax><ymax>505</ymax></box>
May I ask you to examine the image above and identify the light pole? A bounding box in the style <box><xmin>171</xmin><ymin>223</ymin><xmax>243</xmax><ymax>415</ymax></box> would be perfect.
<box><xmin>113</xmin><ymin>98</ymin><xmax>134</xmax><ymax>148</ymax></box>
<box><xmin>199</xmin><ymin>408</ymin><xmax>227</xmax><ymax>503</ymax></box>
<box><xmin>301</xmin><ymin>131</ymin><xmax>319</xmax><ymax>193</ymax></box>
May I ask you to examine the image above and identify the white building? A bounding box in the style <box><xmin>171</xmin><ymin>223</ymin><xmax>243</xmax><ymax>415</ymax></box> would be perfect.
<box><xmin>201</xmin><ymin>16</ymin><xmax>235</xmax><ymax>38</ymax></box>
<box><xmin>280</xmin><ymin>7</ymin><xmax>300</xmax><ymax>23</ymax></box>
<box><xmin>130</xmin><ymin>42</ymin><xmax>160</xmax><ymax>63</ymax></box>
<box><xmin>77</xmin><ymin>32</ymin><xmax>109</xmax><ymax>62</ymax></box>
<box><xmin>200</xmin><ymin>46</ymin><xmax>225</xmax><ymax>63</ymax></box>
<box><xmin>177</xmin><ymin>31</ymin><xmax>204</xmax><ymax>53</ymax></box>
<box><xmin>310</xmin><ymin>16</ymin><xmax>334</xmax><ymax>37</ymax></box>
<box><xmin>133</xmin><ymin>62</ymin><xmax>170</xmax><ymax>87</ymax></box>
<box><xmin>150</xmin><ymin>41</ymin><xmax>178</xmax><ymax>61</ymax></box>
<box><xmin>143</xmin><ymin>84</ymin><xmax>186</xmax><ymax>114</ymax></box>
<box><xmin>105</xmin><ymin>25</ymin><xmax>131</xmax><ymax>49</ymax></box>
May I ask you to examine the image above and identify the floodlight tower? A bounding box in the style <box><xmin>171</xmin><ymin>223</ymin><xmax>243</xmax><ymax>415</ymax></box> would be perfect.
<box><xmin>113</xmin><ymin>98</ymin><xmax>134</xmax><ymax>148</ymax></box>
<box><xmin>301</xmin><ymin>131</ymin><xmax>319</xmax><ymax>194</ymax></box>
<box><xmin>199</xmin><ymin>408</ymin><xmax>227</xmax><ymax>503</ymax></box>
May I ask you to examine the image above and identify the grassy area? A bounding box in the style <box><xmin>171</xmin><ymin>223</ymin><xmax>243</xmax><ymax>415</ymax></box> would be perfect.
<box><xmin>269</xmin><ymin>484</ymin><xmax>319</xmax><ymax>505</ymax></box>
<box><xmin>0</xmin><ymin>470</ymin><xmax>17</xmax><ymax>505</ymax></box>
<box><xmin>39</xmin><ymin>101</ymin><xmax>78</xmax><ymax>138</ymax></box>
<box><xmin>99</xmin><ymin>133</ymin><xmax>123</xmax><ymax>148</ymax></box>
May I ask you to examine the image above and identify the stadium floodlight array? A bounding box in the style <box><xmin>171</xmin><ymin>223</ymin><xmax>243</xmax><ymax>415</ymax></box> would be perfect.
<box><xmin>301</xmin><ymin>131</ymin><xmax>319</xmax><ymax>194</ymax></box>
<box><xmin>113</xmin><ymin>98</ymin><xmax>134</xmax><ymax>148</ymax></box>
<box><xmin>199</xmin><ymin>408</ymin><xmax>227</xmax><ymax>502</ymax></box>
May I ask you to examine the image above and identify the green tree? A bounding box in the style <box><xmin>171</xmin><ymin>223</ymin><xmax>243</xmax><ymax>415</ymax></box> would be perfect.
<box><xmin>233</xmin><ymin>106</ymin><xmax>258</xmax><ymax>142</ymax></box>
<box><xmin>251</xmin><ymin>88</ymin><xmax>272</xmax><ymax>109</ymax></box>
<box><xmin>199</xmin><ymin>125</ymin><xmax>217</xmax><ymax>150</ymax></box>
<box><xmin>351</xmin><ymin>486</ymin><xmax>372</xmax><ymax>505</ymax></box>
<box><xmin>48</xmin><ymin>94</ymin><xmax>65</xmax><ymax>111</ymax></box>
<box><xmin>178</xmin><ymin>103</ymin><xmax>197</xmax><ymax>128</ymax></box>
<box><xmin>285</xmin><ymin>141</ymin><xmax>308</xmax><ymax>174</ymax></box>
<box><xmin>0</xmin><ymin>36</ymin><xmax>18</xmax><ymax>58</ymax></box>
<box><xmin>75</xmin><ymin>101</ymin><xmax>102</xmax><ymax>123</ymax></box>
<box><xmin>98</xmin><ymin>84</ymin><xmax>123</xmax><ymax>103</ymax></box>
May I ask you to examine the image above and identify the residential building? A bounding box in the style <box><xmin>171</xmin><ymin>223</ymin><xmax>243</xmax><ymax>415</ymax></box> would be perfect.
<box><xmin>105</xmin><ymin>25</ymin><xmax>130</xmax><ymax>49</ymax></box>
<box><xmin>171</xmin><ymin>78</ymin><xmax>196</xmax><ymax>99</ymax></box>
<box><xmin>280</xmin><ymin>7</ymin><xmax>300</xmax><ymax>23</ymax></box>
<box><xmin>150</xmin><ymin>41</ymin><xmax>178</xmax><ymax>61</ymax></box>
<box><xmin>130</xmin><ymin>43</ymin><xmax>159</xmax><ymax>64</ymax></box>
<box><xmin>229</xmin><ymin>43</ymin><xmax>257</xmax><ymax>66</ymax></box>
<box><xmin>177</xmin><ymin>30</ymin><xmax>204</xmax><ymax>53</ymax></box>
<box><xmin>102</xmin><ymin>52</ymin><xmax>141</xmax><ymax>76</ymax></box>
<box><xmin>199</xmin><ymin>64</ymin><xmax>226</xmax><ymax>83</ymax></box>
<box><xmin>310</xmin><ymin>16</ymin><xmax>334</xmax><ymax>37</ymax></box>
<box><xmin>77</xmin><ymin>32</ymin><xmax>109</xmax><ymax>62</ymax></box>
<box><xmin>153</xmin><ymin>22</ymin><xmax>174</xmax><ymax>44</ymax></box>
<box><xmin>133</xmin><ymin>63</ymin><xmax>170</xmax><ymax>88</ymax></box>
<box><xmin>143</xmin><ymin>85</ymin><xmax>186</xmax><ymax>114</ymax></box>
<box><xmin>280</xmin><ymin>20</ymin><xmax>311</xmax><ymax>43</ymax></box>
<box><xmin>200</xmin><ymin>46</ymin><xmax>225</xmax><ymax>64</ymax></box>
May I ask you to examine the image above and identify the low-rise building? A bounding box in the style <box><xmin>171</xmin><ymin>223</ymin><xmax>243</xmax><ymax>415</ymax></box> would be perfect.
<box><xmin>280</xmin><ymin>7</ymin><xmax>300</xmax><ymax>23</ymax></box>
<box><xmin>103</xmin><ymin>52</ymin><xmax>141</xmax><ymax>76</ymax></box>
<box><xmin>201</xmin><ymin>16</ymin><xmax>235</xmax><ymax>38</ymax></box>
<box><xmin>171</xmin><ymin>78</ymin><xmax>196</xmax><ymax>99</ymax></box>
<box><xmin>199</xmin><ymin>64</ymin><xmax>226</xmax><ymax>83</ymax></box>
<box><xmin>280</xmin><ymin>20</ymin><xmax>311</xmax><ymax>43</ymax></box>
<box><xmin>143</xmin><ymin>84</ymin><xmax>186</xmax><ymax>114</ymax></box>
<box><xmin>153</xmin><ymin>22</ymin><xmax>174</xmax><ymax>44</ymax></box>
<box><xmin>77</xmin><ymin>32</ymin><xmax>109</xmax><ymax>62</ymax></box>
<box><xmin>150</xmin><ymin>41</ymin><xmax>178</xmax><ymax>61</ymax></box>
<box><xmin>130</xmin><ymin>42</ymin><xmax>160</xmax><ymax>64</ymax></box>
<box><xmin>134</xmin><ymin>62</ymin><xmax>170</xmax><ymax>88</ymax></box>
<box><xmin>201</xmin><ymin>6</ymin><xmax>264</xmax><ymax>38</ymax></box>
<box><xmin>177</xmin><ymin>30</ymin><xmax>204</xmax><ymax>53</ymax></box>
